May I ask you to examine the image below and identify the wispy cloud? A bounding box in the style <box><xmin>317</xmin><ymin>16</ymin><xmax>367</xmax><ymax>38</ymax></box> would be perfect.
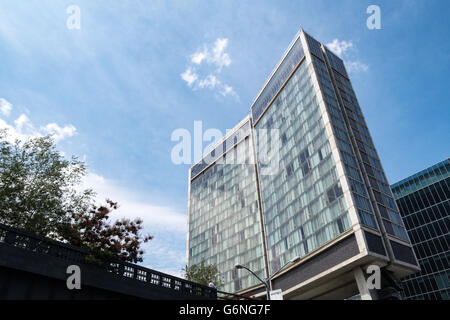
<box><xmin>191</xmin><ymin>50</ymin><xmax>207</xmax><ymax>65</ymax></box>
<box><xmin>190</xmin><ymin>38</ymin><xmax>231</xmax><ymax>72</ymax></box>
<box><xmin>42</xmin><ymin>123</ymin><xmax>77</xmax><ymax>142</ymax></box>
<box><xmin>14</xmin><ymin>114</ymin><xmax>32</xmax><ymax>132</ymax></box>
<box><xmin>81</xmin><ymin>172</ymin><xmax>187</xmax><ymax>233</ymax></box>
<box><xmin>181</xmin><ymin>67</ymin><xmax>198</xmax><ymax>87</ymax></box>
<box><xmin>220</xmin><ymin>84</ymin><xmax>236</xmax><ymax>97</ymax></box>
<box><xmin>181</xmin><ymin>38</ymin><xmax>238</xmax><ymax>99</ymax></box>
<box><xmin>81</xmin><ymin>172</ymin><xmax>188</xmax><ymax>274</ymax></box>
<box><xmin>211</xmin><ymin>38</ymin><xmax>232</xmax><ymax>71</ymax></box>
<box><xmin>0</xmin><ymin>98</ymin><xmax>77</xmax><ymax>143</ymax></box>
<box><xmin>143</xmin><ymin>239</ymin><xmax>186</xmax><ymax>277</ymax></box>
<box><xmin>326</xmin><ymin>39</ymin><xmax>368</xmax><ymax>73</ymax></box>
<box><xmin>326</xmin><ymin>39</ymin><xmax>353</xmax><ymax>56</ymax></box>
<box><xmin>198</xmin><ymin>74</ymin><xmax>219</xmax><ymax>89</ymax></box>
<box><xmin>345</xmin><ymin>61</ymin><xmax>369</xmax><ymax>73</ymax></box>
<box><xmin>0</xmin><ymin>98</ymin><xmax>12</xmax><ymax>117</ymax></box>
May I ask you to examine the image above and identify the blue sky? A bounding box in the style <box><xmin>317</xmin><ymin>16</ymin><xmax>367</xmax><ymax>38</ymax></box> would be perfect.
<box><xmin>0</xmin><ymin>0</ymin><xmax>449</xmax><ymax>275</ymax></box>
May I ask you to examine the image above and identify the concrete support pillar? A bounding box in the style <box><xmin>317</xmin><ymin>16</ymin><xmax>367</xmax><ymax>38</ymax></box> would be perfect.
<box><xmin>353</xmin><ymin>267</ymin><xmax>379</xmax><ymax>300</ymax></box>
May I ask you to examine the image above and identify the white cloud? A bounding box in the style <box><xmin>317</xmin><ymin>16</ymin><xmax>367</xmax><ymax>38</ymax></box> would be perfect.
<box><xmin>0</xmin><ymin>98</ymin><xmax>77</xmax><ymax>143</ymax></box>
<box><xmin>210</xmin><ymin>38</ymin><xmax>231</xmax><ymax>71</ymax></box>
<box><xmin>181</xmin><ymin>67</ymin><xmax>198</xmax><ymax>87</ymax></box>
<box><xmin>190</xmin><ymin>38</ymin><xmax>231</xmax><ymax>71</ymax></box>
<box><xmin>82</xmin><ymin>172</ymin><xmax>187</xmax><ymax>233</ymax></box>
<box><xmin>220</xmin><ymin>84</ymin><xmax>238</xmax><ymax>99</ymax></box>
<box><xmin>80</xmin><ymin>172</ymin><xmax>188</xmax><ymax>274</ymax></box>
<box><xmin>185</xmin><ymin>72</ymin><xmax>237</xmax><ymax>99</ymax></box>
<box><xmin>0</xmin><ymin>98</ymin><xmax>12</xmax><ymax>116</ymax></box>
<box><xmin>42</xmin><ymin>123</ymin><xmax>77</xmax><ymax>142</ymax></box>
<box><xmin>182</xmin><ymin>38</ymin><xmax>238</xmax><ymax>100</ymax></box>
<box><xmin>14</xmin><ymin>113</ymin><xmax>32</xmax><ymax>132</ymax></box>
<box><xmin>326</xmin><ymin>39</ymin><xmax>368</xmax><ymax>74</ymax></box>
<box><xmin>191</xmin><ymin>48</ymin><xmax>207</xmax><ymax>65</ymax></box>
<box><xmin>345</xmin><ymin>61</ymin><xmax>369</xmax><ymax>73</ymax></box>
<box><xmin>198</xmin><ymin>74</ymin><xmax>219</xmax><ymax>89</ymax></box>
<box><xmin>326</xmin><ymin>39</ymin><xmax>354</xmax><ymax>56</ymax></box>
<box><xmin>0</xmin><ymin>113</ymin><xmax>37</xmax><ymax>142</ymax></box>
<box><xmin>143</xmin><ymin>239</ymin><xmax>186</xmax><ymax>277</ymax></box>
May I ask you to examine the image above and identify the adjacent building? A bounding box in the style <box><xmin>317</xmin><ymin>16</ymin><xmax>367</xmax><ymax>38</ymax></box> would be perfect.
<box><xmin>391</xmin><ymin>159</ymin><xmax>450</xmax><ymax>300</ymax></box>
<box><xmin>187</xmin><ymin>29</ymin><xmax>420</xmax><ymax>299</ymax></box>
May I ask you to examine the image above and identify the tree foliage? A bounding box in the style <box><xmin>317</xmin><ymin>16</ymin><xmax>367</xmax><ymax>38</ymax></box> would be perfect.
<box><xmin>0</xmin><ymin>129</ymin><xmax>152</xmax><ymax>264</ymax></box>
<box><xmin>61</xmin><ymin>199</ymin><xmax>153</xmax><ymax>264</ymax></box>
<box><xmin>0</xmin><ymin>129</ymin><xmax>91</xmax><ymax>236</ymax></box>
<box><xmin>183</xmin><ymin>259</ymin><xmax>224</xmax><ymax>289</ymax></box>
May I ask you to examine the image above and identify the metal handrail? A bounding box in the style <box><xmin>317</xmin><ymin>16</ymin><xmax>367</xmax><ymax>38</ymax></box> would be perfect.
<box><xmin>216</xmin><ymin>290</ymin><xmax>255</xmax><ymax>300</ymax></box>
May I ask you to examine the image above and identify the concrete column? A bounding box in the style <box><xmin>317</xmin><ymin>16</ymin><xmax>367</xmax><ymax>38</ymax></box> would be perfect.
<box><xmin>353</xmin><ymin>267</ymin><xmax>379</xmax><ymax>300</ymax></box>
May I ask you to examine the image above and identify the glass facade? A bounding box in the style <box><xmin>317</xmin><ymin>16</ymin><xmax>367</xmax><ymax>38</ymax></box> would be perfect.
<box><xmin>188</xmin><ymin>123</ymin><xmax>266</xmax><ymax>293</ymax></box>
<box><xmin>392</xmin><ymin>159</ymin><xmax>450</xmax><ymax>300</ymax></box>
<box><xmin>252</xmin><ymin>36</ymin><xmax>305</xmax><ymax>122</ymax></box>
<box><xmin>188</xmin><ymin>30</ymin><xmax>418</xmax><ymax>295</ymax></box>
<box><xmin>309</xmin><ymin>52</ymin><xmax>379</xmax><ymax>232</ymax></box>
<box><xmin>254</xmin><ymin>54</ymin><xmax>352</xmax><ymax>275</ymax></box>
<box><xmin>320</xmin><ymin>47</ymin><xmax>409</xmax><ymax>243</ymax></box>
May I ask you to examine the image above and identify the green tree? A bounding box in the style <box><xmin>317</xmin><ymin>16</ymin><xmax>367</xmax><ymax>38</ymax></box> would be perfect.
<box><xmin>0</xmin><ymin>129</ymin><xmax>152</xmax><ymax>263</ymax></box>
<box><xmin>0</xmin><ymin>129</ymin><xmax>92</xmax><ymax>237</ymax></box>
<box><xmin>183</xmin><ymin>259</ymin><xmax>224</xmax><ymax>289</ymax></box>
<box><xmin>61</xmin><ymin>199</ymin><xmax>153</xmax><ymax>264</ymax></box>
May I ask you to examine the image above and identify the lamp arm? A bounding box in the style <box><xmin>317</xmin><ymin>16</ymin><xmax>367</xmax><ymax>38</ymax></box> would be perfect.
<box><xmin>267</xmin><ymin>256</ymin><xmax>300</xmax><ymax>281</ymax></box>
<box><xmin>240</xmin><ymin>266</ymin><xmax>269</xmax><ymax>287</ymax></box>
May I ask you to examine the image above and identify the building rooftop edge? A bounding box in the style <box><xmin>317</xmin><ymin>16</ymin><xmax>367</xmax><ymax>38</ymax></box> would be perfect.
<box><xmin>189</xmin><ymin>27</ymin><xmax>309</xmax><ymax>170</ymax></box>
<box><xmin>248</xmin><ymin>28</ymin><xmax>304</xmax><ymax>112</ymax></box>
<box><xmin>189</xmin><ymin>114</ymin><xmax>251</xmax><ymax>170</ymax></box>
<box><xmin>390</xmin><ymin>158</ymin><xmax>450</xmax><ymax>190</ymax></box>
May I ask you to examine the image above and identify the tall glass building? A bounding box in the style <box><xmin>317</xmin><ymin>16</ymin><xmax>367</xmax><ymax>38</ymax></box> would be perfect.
<box><xmin>391</xmin><ymin>159</ymin><xmax>450</xmax><ymax>300</ymax></box>
<box><xmin>187</xmin><ymin>30</ymin><xmax>420</xmax><ymax>299</ymax></box>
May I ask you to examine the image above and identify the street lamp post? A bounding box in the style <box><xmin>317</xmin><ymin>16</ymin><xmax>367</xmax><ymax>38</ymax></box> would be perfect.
<box><xmin>235</xmin><ymin>264</ymin><xmax>271</xmax><ymax>300</ymax></box>
<box><xmin>267</xmin><ymin>255</ymin><xmax>301</xmax><ymax>290</ymax></box>
<box><xmin>235</xmin><ymin>255</ymin><xmax>301</xmax><ymax>300</ymax></box>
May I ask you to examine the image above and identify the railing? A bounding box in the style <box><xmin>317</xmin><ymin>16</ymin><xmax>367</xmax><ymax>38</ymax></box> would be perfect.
<box><xmin>217</xmin><ymin>290</ymin><xmax>255</xmax><ymax>300</ymax></box>
<box><xmin>0</xmin><ymin>223</ymin><xmax>216</xmax><ymax>299</ymax></box>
